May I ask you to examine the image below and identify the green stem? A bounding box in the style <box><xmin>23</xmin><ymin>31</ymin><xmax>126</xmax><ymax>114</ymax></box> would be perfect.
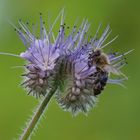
<box><xmin>20</xmin><ymin>87</ymin><xmax>57</xmax><ymax>140</ymax></box>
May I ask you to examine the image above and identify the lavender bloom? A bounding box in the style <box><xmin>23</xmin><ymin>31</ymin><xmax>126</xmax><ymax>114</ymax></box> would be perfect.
<box><xmin>0</xmin><ymin>10</ymin><xmax>132</xmax><ymax>114</ymax></box>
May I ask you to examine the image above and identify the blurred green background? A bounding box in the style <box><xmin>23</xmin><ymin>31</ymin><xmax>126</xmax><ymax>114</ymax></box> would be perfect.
<box><xmin>0</xmin><ymin>0</ymin><xmax>139</xmax><ymax>140</ymax></box>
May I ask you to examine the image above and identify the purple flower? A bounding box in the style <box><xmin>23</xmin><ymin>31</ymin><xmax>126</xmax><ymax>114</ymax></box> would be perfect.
<box><xmin>20</xmin><ymin>37</ymin><xmax>61</xmax><ymax>97</ymax></box>
<box><xmin>14</xmin><ymin>13</ymin><xmax>64</xmax><ymax>97</ymax></box>
<box><xmin>0</xmin><ymin>10</ymin><xmax>132</xmax><ymax>114</ymax></box>
<box><xmin>53</xmin><ymin>19</ymin><xmax>133</xmax><ymax>114</ymax></box>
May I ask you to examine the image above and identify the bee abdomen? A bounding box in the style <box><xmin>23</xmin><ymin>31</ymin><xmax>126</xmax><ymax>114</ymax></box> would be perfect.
<box><xmin>93</xmin><ymin>69</ymin><xmax>108</xmax><ymax>96</ymax></box>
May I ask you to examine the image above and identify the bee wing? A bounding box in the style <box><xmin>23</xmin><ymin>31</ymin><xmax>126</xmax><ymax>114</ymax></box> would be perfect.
<box><xmin>104</xmin><ymin>65</ymin><xmax>120</xmax><ymax>74</ymax></box>
<box><xmin>104</xmin><ymin>65</ymin><xmax>128</xmax><ymax>79</ymax></box>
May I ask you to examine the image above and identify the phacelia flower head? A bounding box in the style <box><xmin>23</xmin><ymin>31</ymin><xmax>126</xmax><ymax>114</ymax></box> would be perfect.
<box><xmin>1</xmin><ymin>9</ymin><xmax>132</xmax><ymax>114</ymax></box>
<box><xmin>54</xmin><ymin>19</ymin><xmax>133</xmax><ymax>114</ymax></box>
<box><xmin>14</xmin><ymin>13</ymin><xmax>63</xmax><ymax>97</ymax></box>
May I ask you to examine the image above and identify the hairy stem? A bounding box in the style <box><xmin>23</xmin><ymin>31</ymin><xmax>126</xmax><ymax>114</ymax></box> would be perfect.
<box><xmin>20</xmin><ymin>87</ymin><xmax>57</xmax><ymax>140</ymax></box>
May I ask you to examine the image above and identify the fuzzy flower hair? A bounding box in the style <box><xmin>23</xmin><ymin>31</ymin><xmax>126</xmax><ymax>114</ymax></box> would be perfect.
<box><xmin>0</xmin><ymin>9</ymin><xmax>132</xmax><ymax>114</ymax></box>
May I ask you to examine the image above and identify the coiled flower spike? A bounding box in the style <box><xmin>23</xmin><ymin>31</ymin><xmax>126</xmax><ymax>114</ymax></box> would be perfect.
<box><xmin>0</xmin><ymin>9</ymin><xmax>133</xmax><ymax>140</ymax></box>
<box><xmin>18</xmin><ymin>18</ymin><xmax>62</xmax><ymax>97</ymax></box>
<box><xmin>54</xmin><ymin>20</ymin><xmax>133</xmax><ymax>114</ymax></box>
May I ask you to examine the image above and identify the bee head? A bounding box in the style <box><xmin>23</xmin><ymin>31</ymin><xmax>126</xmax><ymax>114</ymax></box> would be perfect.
<box><xmin>88</xmin><ymin>49</ymin><xmax>101</xmax><ymax>67</ymax></box>
<box><xmin>94</xmin><ymin>49</ymin><xmax>102</xmax><ymax>56</ymax></box>
<box><xmin>89</xmin><ymin>49</ymin><xmax>101</xmax><ymax>59</ymax></box>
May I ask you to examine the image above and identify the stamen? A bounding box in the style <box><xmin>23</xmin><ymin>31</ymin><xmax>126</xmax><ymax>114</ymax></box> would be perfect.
<box><xmin>0</xmin><ymin>52</ymin><xmax>20</xmax><ymax>57</ymax></box>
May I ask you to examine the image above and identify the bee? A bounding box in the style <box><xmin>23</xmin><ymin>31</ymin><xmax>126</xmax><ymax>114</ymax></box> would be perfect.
<box><xmin>88</xmin><ymin>49</ymin><xmax>121</xmax><ymax>75</ymax></box>
<box><xmin>88</xmin><ymin>49</ymin><xmax>124</xmax><ymax>96</ymax></box>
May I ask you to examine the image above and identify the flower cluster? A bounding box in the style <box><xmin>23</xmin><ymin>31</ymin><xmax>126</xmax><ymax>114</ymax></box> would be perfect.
<box><xmin>11</xmin><ymin>10</ymin><xmax>131</xmax><ymax>114</ymax></box>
